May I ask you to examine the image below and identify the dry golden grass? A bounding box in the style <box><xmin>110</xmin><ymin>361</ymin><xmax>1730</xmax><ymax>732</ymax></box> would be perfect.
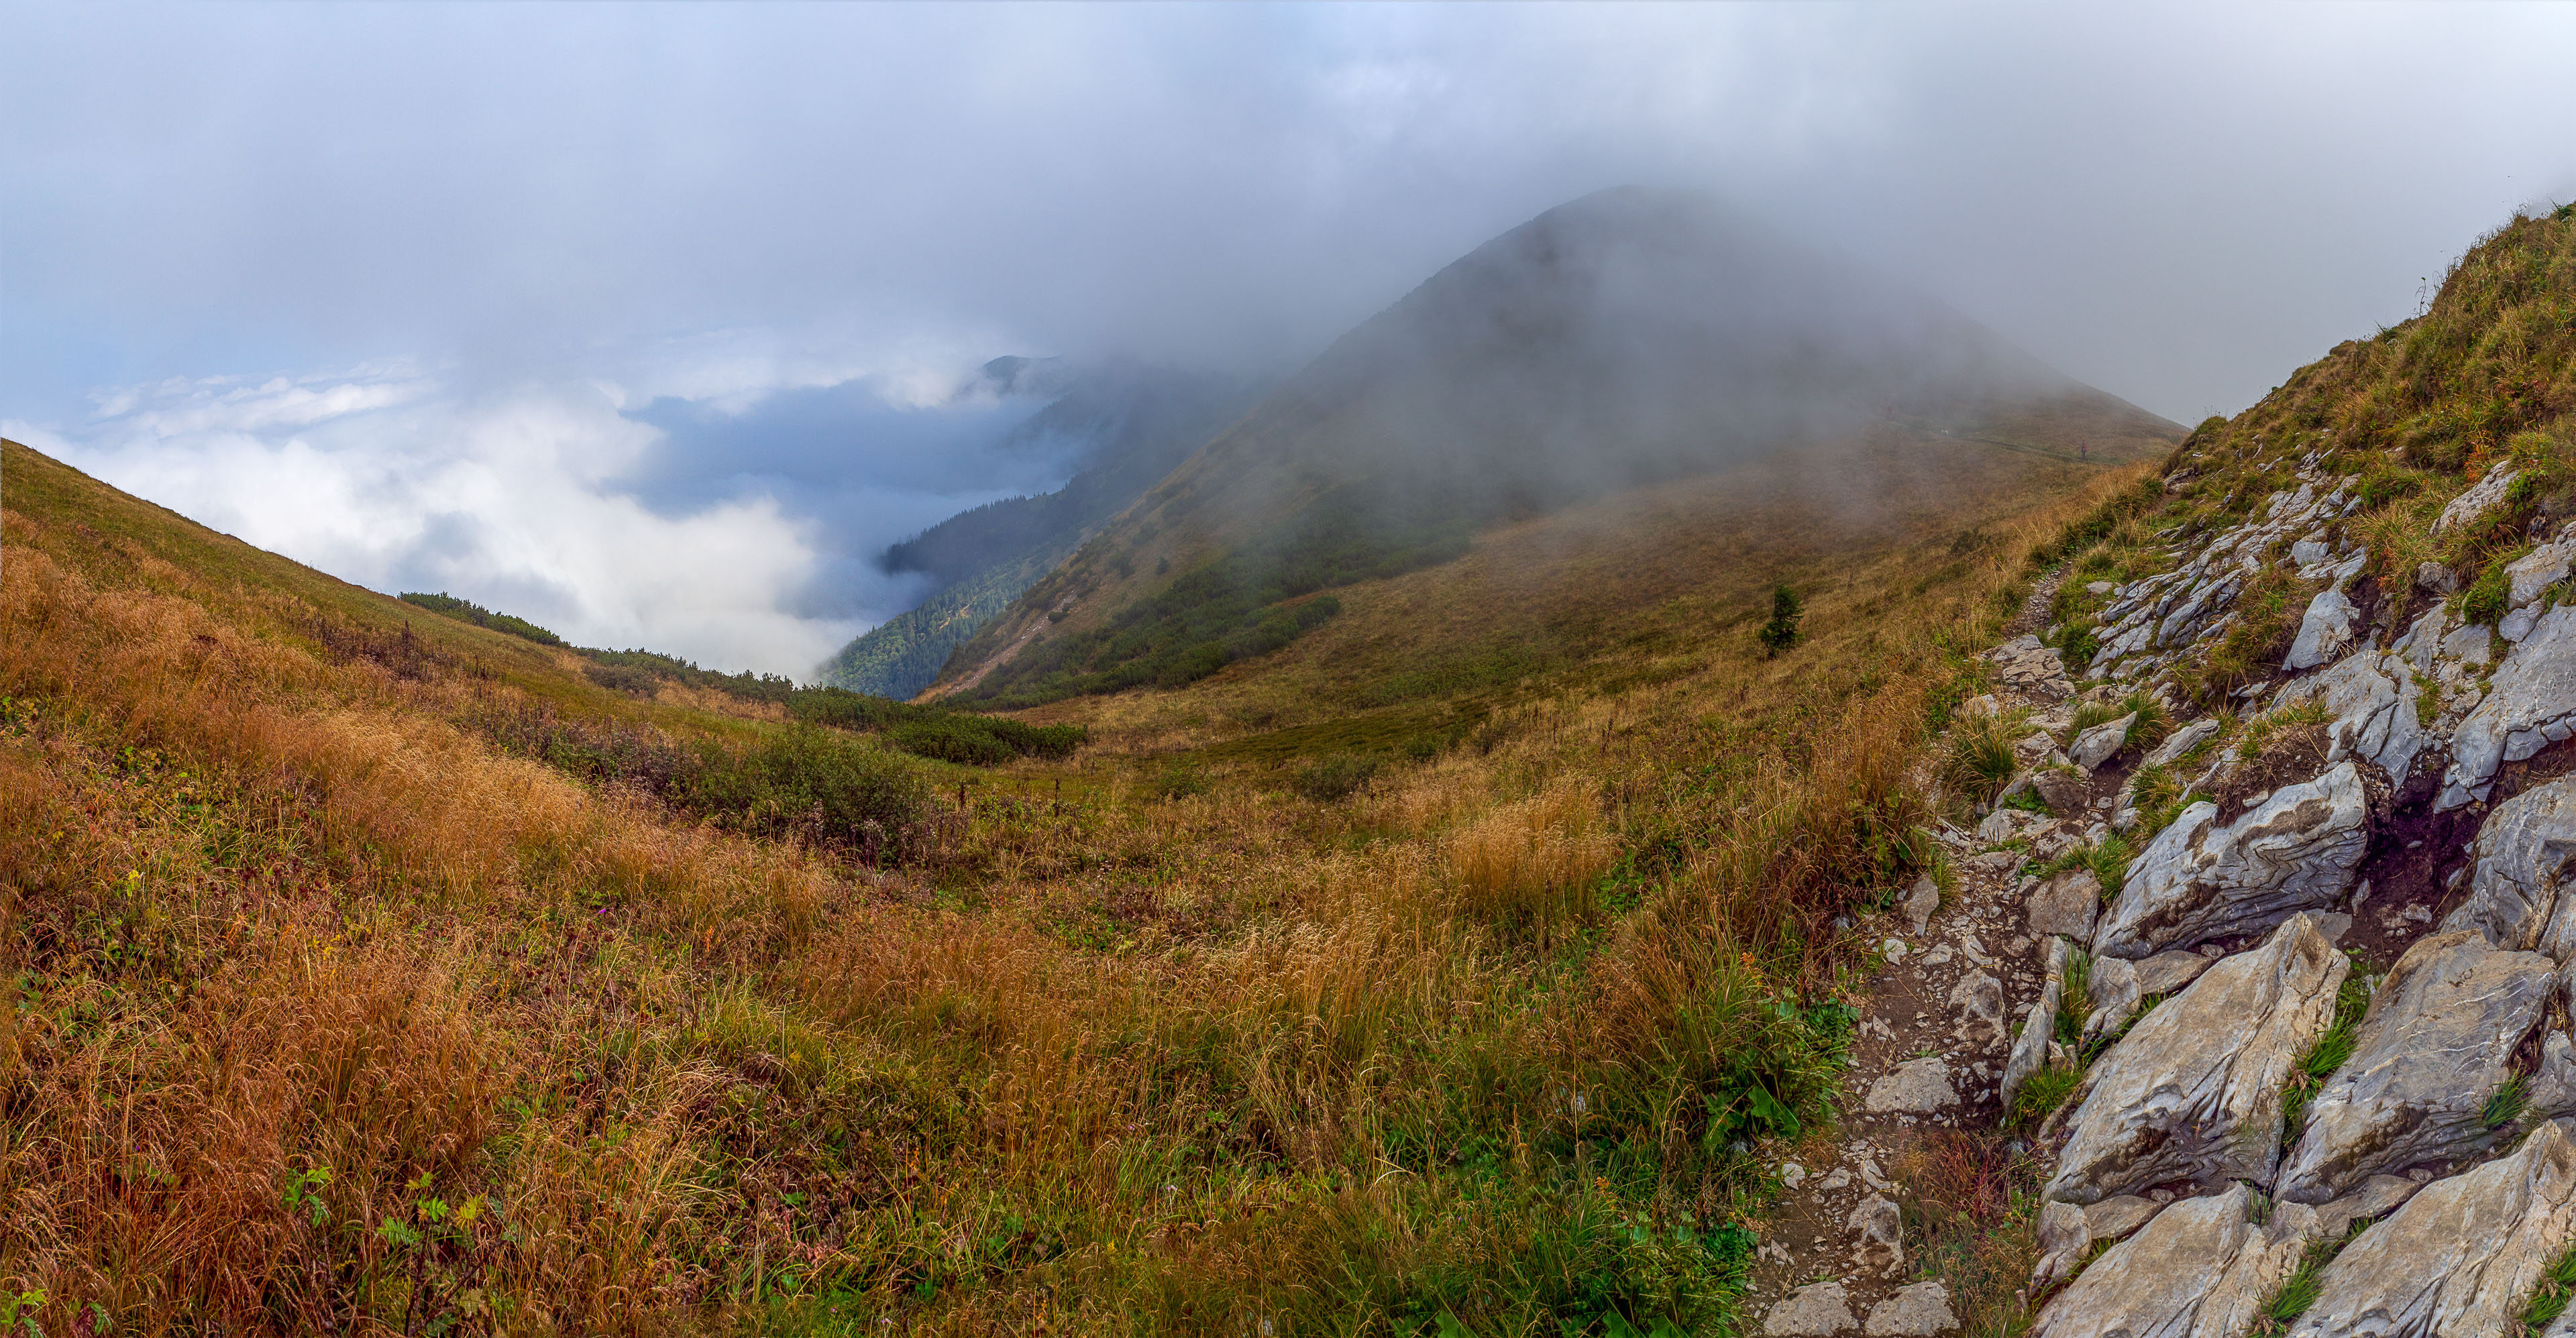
<box><xmin>0</xmin><ymin>434</ymin><xmax>2147</xmax><ymax>1335</ymax></box>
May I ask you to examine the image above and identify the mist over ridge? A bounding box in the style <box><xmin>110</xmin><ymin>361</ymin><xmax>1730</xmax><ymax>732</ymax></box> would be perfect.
<box><xmin>935</xmin><ymin>184</ymin><xmax>2178</xmax><ymax>708</ymax></box>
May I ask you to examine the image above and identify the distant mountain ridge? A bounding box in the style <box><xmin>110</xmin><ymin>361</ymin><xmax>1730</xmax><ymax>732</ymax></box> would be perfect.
<box><xmin>816</xmin><ymin>362</ymin><xmax>1260</xmax><ymax>698</ymax></box>
<box><xmin>930</xmin><ymin>186</ymin><xmax>2178</xmax><ymax>708</ymax></box>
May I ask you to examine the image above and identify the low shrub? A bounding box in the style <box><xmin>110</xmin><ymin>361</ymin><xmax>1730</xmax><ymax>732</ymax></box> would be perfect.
<box><xmin>1292</xmin><ymin>752</ymin><xmax>1382</xmax><ymax>803</ymax></box>
<box><xmin>685</xmin><ymin>726</ymin><xmax>933</xmax><ymax>846</ymax></box>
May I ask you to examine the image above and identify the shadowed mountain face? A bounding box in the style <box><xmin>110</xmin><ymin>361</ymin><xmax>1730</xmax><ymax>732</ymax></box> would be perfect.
<box><xmin>816</xmin><ymin>363</ymin><xmax>1261</xmax><ymax>698</ymax></box>
<box><xmin>933</xmin><ymin>186</ymin><xmax>2178</xmax><ymax>707</ymax></box>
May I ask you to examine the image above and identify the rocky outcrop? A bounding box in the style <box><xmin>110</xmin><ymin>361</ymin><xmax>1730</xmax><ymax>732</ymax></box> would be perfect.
<box><xmin>2068</xmin><ymin>714</ymin><xmax>2134</xmax><ymax>771</ymax></box>
<box><xmin>2030</xmin><ymin>1184</ymin><xmax>2318</xmax><ymax>1338</ymax></box>
<box><xmin>2277</xmin><ymin>931</ymin><xmax>2557</xmax><ymax>1203</ymax></box>
<box><xmin>2290</xmin><ymin>1118</ymin><xmax>2576</xmax><ymax>1338</ymax></box>
<box><xmin>1991</xmin><ymin>635</ymin><xmax>2074</xmax><ymax>700</ymax></box>
<box><xmin>2508</xmin><ymin>529</ymin><xmax>2575</xmax><ymax>608</ymax></box>
<box><xmin>2077</xmin><ymin>953</ymin><xmax>2140</xmax><ymax>1048</ymax></box>
<box><xmin>1864</xmin><ymin>1057</ymin><xmax>1960</xmax><ymax>1115</ymax></box>
<box><xmin>2434</xmin><ymin>460</ymin><xmax>2520</xmax><ymax>534</ymax></box>
<box><xmin>2442</xmin><ymin>606</ymin><xmax>2576</xmax><ymax>810</ymax></box>
<box><xmin>2045</xmin><ymin>914</ymin><xmax>2348</xmax><ymax>1205</ymax></box>
<box><xmin>2275</xmin><ymin>649</ymin><xmax>2428</xmax><ymax>789</ymax></box>
<box><xmin>2093</xmin><ymin>763</ymin><xmax>2370</xmax><ymax>959</ymax></box>
<box><xmin>2436</xmin><ymin>773</ymin><xmax>2576</xmax><ymax>958</ymax></box>
<box><xmin>2285</xmin><ymin>587</ymin><xmax>2359</xmax><ymax>671</ymax></box>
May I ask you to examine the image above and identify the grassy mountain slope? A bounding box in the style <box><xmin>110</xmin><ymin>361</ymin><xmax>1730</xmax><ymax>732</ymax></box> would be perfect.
<box><xmin>820</xmin><ymin>366</ymin><xmax>1259</xmax><ymax>699</ymax></box>
<box><xmin>1</xmin><ymin>404</ymin><xmax>2139</xmax><ymax>1334</ymax></box>
<box><xmin>932</xmin><ymin>187</ymin><xmax>2176</xmax><ymax>708</ymax></box>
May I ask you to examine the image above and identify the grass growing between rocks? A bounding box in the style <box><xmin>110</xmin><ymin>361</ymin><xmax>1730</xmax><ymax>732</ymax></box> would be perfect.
<box><xmin>0</xmin><ymin>437</ymin><xmax>2153</xmax><ymax>1335</ymax></box>
<box><xmin>2282</xmin><ymin>970</ymin><xmax>2374</xmax><ymax>1148</ymax></box>
<box><xmin>2524</xmin><ymin>1238</ymin><xmax>2576</xmax><ymax>1336</ymax></box>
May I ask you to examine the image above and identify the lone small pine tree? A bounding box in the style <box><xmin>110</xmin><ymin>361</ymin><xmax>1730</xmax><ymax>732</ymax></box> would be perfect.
<box><xmin>1757</xmin><ymin>584</ymin><xmax>1803</xmax><ymax>655</ymax></box>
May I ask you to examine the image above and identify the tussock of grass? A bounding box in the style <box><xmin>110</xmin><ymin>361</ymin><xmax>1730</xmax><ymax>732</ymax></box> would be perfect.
<box><xmin>2008</xmin><ymin>1065</ymin><xmax>2084</xmax><ymax>1130</ymax></box>
<box><xmin>1941</xmin><ymin>707</ymin><xmax>2028</xmax><ymax>803</ymax></box>
<box><xmin>2524</xmin><ymin>1237</ymin><xmax>2576</xmax><ymax>1335</ymax></box>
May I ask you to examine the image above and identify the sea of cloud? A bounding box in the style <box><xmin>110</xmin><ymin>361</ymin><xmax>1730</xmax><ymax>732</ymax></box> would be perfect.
<box><xmin>7</xmin><ymin>340</ymin><xmax>1087</xmax><ymax>677</ymax></box>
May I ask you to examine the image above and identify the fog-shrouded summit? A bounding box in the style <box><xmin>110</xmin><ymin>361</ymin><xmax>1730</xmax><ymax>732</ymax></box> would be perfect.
<box><xmin>932</xmin><ymin>186</ymin><xmax>2178</xmax><ymax>708</ymax></box>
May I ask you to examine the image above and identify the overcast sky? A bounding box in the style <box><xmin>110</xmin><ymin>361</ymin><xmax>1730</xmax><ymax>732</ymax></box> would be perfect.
<box><xmin>6</xmin><ymin>3</ymin><xmax>2573</xmax><ymax>675</ymax></box>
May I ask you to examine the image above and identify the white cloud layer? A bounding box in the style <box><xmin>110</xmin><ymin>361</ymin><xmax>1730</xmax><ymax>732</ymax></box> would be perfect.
<box><xmin>7</xmin><ymin>353</ymin><xmax>1067</xmax><ymax>676</ymax></box>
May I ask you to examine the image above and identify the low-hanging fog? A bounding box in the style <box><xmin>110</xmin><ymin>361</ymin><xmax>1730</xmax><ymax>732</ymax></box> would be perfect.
<box><xmin>5</xmin><ymin>3</ymin><xmax>2573</xmax><ymax>675</ymax></box>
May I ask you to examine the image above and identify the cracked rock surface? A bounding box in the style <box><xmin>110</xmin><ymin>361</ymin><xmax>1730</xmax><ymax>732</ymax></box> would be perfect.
<box><xmin>2045</xmin><ymin>913</ymin><xmax>2349</xmax><ymax>1205</ymax></box>
<box><xmin>2277</xmin><ymin>930</ymin><xmax>2556</xmax><ymax>1203</ymax></box>
<box><xmin>2290</xmin><ymin>1118</ymin><xmax>2576</xmax><ymax>1338</ymax></box>
<box><xmin>2092</xmin><ymin>763</ymin><xmax>2370</xmax><ymax>959</ymax></box>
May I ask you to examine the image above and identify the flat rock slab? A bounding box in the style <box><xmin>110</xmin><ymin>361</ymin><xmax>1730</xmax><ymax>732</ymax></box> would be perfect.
<box><xmin>2031</xmin><ymin>1184</ymin><xmax>2318</xmax><ymax>1338</ymax></box>
<box><xmin>2027</xmin><ymin>869</ymin><xmax>2101</xmax><ymax>941</ymax></box>
<box><xmin>2291</xmin><ymin>1119</ymin><xmax>2576</xmax><ymax>1338</ymax></box>
<box><xmin>1864</xmin><ymin>1282</ymin><xmax>1955</xmax><ymax>1337</ymax></box>
<box><xmin>1765</xmin><ymin>1280</ymin><xmax>1858</xmax><ymax>1337</ymax></box>
<box><xmin>2438</xmin><ymin>771</ymin><xmax>2576</xmax><ymax>959</ymax></box>
<box><xmin>2280</xmin><ymin>930</ymin><xmax>2555</xmax><ymax>1203</ymax></box>
<box><xmin>1864</xmin><ymin>1056</ymin><xmax>1960</xmax><ymax>1114</ymax></box>
<box><xmin>2046</xmin><ymin>914</ymin><xmax>2349</xmax><ymax>1205</ymax></box>
<box><xmin>2132</xmin><ymin>949</ymin><xmax>2216</xmax><ymax>997</ymax></box>
<box><xmin>2094</xmin><ymin>761</ymin><xmax>2369</xmax><ymax>959</ymax></box>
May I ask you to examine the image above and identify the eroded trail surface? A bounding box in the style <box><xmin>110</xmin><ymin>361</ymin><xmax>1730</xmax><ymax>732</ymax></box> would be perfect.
<box><xmin>1749</xmin><ymin>447</ymin><xmax>2576</xmax><ymax>1337</ymax></box>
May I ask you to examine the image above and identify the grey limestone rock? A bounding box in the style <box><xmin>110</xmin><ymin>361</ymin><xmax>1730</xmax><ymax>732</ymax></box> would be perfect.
<box><xmin>2290</xmin><ymin>1119</ymin><xmax>2576</xmax><ymax>1338</ymax></box>
<box><xmin>1902</xmin><ymin>873</ymin><xmax>1940</xmax><ymax>935</ymax></box>
<box><xmin>2131</xmin><ymin>949</ymin><xmax>2216</xmax><ymax>997</ymax></box>
<box><xmin>1949</xmin><ymin>970</ymin><xmax>2006</xmax><ymax>1050</ymax></box>
<box><xmin>1765</xmin><ymin>1281</ymin><xmax>1858</xmax><ymax>1337</ymax></box>
<box><xmin>2278</xmin><ymin>930</ymin><xmax>2556</xmax><ymax>1203</ymax></box>
<box><xmin>2031</xmin><ymin>769</ymin><xmax>2090</xmax><ymax>817</ymax></box>
<box><xmin>1848</xmin><ymin>1192</ymin><xmax>1903</xmax><ymax>1276</ymax></box>
<box><xmin>2078</xmin><ymin>953</ymin><xmax>2141</xmax><ymax>1048</ymax></box>
<box><xmin>2275</xmin><ymin>649</ymin><xmax>2430</xmax><ymax>791</ymax></box>
<box><xmin>2443</xmin><ymin>606</ymin><xmax>2576</xmax><ymax>810</ymax></box>
<box><xmin>2031</xmin><ymin>1184</ymin><xmax>2320</xmax><ymax>1338</ymax></box>
<box><xmin>2045</xmin><ymin>914</ymin><xmax>2349</xmax><ymax>1205</ymax></box>
<box><xmin>2000</xmin><ymin>937</ymin><xmax>2073</xmax><ymax>1118</ymax></box>
<box><xmin>2084</xmin><ymin>1194</ymin><xmax>2162</xmax><ymax>1243</ymax></box>
<box><xmin>1864</xmin><ymin>1057</ymin><xmax>1960</xmax><ymax>1114</ymax></box>
<box><xmin>2068</xmin><ymin>714</ymin><xmax>2135</xmax><ymax>771</ymax></box>
<box><xmin>2438</xmin><ymin>773</ymin><xmax>2576</xmax><ymax>956</ymax></box>
<box><xmin>2027</xmin><ymin>869</ymin><xmax>2100</xmax><ymax>941</ymax></box>
<box><xmin>1864</xmin><ymin>1282</ymin><xmax>1955</xmax><ymax>1338</ymax></box>
<box><xmin>2434</xmin><ymin>461</ymin><xmax>2520</xmax><ymax>534</ymax></box>
<box><xmin>2143</xmin><ymin>718</ymin><xmax>2219</xmax><ymax>770</ymax></box>
<box><xmin>2285</xmin><ymin>586</ymin><xmax>2359</xmax><ymax>671</ymax></box>
<box><xmin>2030</xmin><ymin>1199</ymin><xmax>2090</xmax><ymax>1291</ymax></box>
<box><xmin>2312</xmin><ymin>1174</ymin><xmax>2420</xmax><ymax>1240</ymax></box>
<box><xmin>2093</xmin><ymin>762</ymin><xmax>2370</xmax><ymax>959</ymax></box>
<box><xmin>2509</xmin><ymin>533</ymin><xmax>2576</xmax><ymax>608</ymax></box>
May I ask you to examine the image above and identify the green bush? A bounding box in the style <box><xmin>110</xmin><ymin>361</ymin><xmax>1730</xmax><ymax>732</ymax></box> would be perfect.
<box><xmin>1756</xmin><ymin>585</ymin><xmax>1803</xmax><ymax>655</ymax></box>
<box><xmin>1292</xmin><ymin>752</ymin><xmax>1382</xmax><ymax>802</ymax></box>
<box><xmin>685</xmin><ymin>726</ymin><xmax>933</xmax><ymax>844</ymax></box>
